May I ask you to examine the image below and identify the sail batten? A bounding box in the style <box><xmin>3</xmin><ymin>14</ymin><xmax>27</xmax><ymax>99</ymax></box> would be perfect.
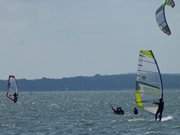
<box><xmin>137</xmin><ymin>69</ymin><xmax>157</xmax><ymax>74</ymax></box>
<box><xmin>138</xmin><ymin>59</ymin><xmax>156</xmax><ymax>64</ymax></box>
<box><xmin>136</xmin><ymin>81</ymin><xmax>160</xmax><ymax>89</ymax></box>
<box><xmin>135</xmin><ymin>50</ymin><xmax>163</xmax><ymax>114</ymax></box>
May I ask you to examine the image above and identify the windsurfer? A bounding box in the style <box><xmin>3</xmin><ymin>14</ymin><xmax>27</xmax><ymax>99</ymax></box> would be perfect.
<box><xmin>111</xmin><ymin>106</ymin><xmax>125</xmax><ymax>115</ymax></box>
<box><xmin>6</xmin><ymin>92</ymin><xmax>18</xmax><ymax>103</ymax></box>
<box><xmin>153</xmin><ymin>98</ymin><xmax>164</xmax><ymax>121</ymax></box>
<box><xmin>133</xmin><ymin>107</ymin><xmax>138</xmax><ymax>115</ymax></box>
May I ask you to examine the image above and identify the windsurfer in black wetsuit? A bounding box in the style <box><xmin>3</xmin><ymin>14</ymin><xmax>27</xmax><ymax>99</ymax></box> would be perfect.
<box><xmin>153</xmin><ymin>98</ymin><xmax>164</xmax><ymax>121</ymax></box>
<box><xmin>133</xmin><ymin>107</ymin><xmax>138</xmax><ymax>115</ymax></box>
<box><xmin>6</xmin><ymin>92</ymin><xmax>18</xmax><ymax>103</ymax></box>
<box><xmin>111</xmin><ymin>106</ymin><xmax>125</xmax><ymax>115</ymax></box>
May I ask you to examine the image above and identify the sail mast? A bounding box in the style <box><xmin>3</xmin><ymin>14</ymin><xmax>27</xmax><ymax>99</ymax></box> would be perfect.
<box><xmin>150</xmin><ymin>50</ymin><xmax>164</xmax><ymax>99</ymax></box>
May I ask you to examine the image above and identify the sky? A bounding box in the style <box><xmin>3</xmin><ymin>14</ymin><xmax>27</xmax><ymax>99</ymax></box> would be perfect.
<box><xmin>0</xmin><ymin>0</ymin><xmax>179</xmax><ymax>79</ymax></box>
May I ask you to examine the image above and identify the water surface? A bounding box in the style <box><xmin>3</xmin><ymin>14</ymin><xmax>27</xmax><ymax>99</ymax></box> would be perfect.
<box><xmin>0</xmin><ymin>90</ymin><xmax>180</xmax><ymax>135</ymax></box>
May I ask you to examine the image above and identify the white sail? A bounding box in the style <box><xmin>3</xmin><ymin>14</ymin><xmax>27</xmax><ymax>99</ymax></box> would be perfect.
<box><xmin>7</xmin><ymin>75</ymin><xmax>18</xmax><ymax>95</ymax></box>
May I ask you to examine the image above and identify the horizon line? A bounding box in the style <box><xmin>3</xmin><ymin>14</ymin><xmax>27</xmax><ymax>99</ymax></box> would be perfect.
<box><xmin>0</xmin><ymin>73</ymin><xmax>180</xmax><ymax>80</ymax></box>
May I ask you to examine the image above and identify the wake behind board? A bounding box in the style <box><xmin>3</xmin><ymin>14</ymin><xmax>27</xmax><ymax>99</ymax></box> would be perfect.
<box><xmin>152</xmin><ymin>116</ymin><xmax>173</xmax><ymax>122</ymax></box>
<box><xmin>128</xmin><ymin>116</ymin><xmax>173</xmax><ymax>122</ymax></box>
<box><xmin>161</xmin><ymin>116</ymin><xmax>173</xmax><ymax>122</ymax></box>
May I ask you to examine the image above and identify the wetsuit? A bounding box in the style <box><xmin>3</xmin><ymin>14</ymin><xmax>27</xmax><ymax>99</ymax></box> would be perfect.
<box><xmin>133</xmin><ymin>107</ymin><xmax>138</xmax><ymax>115</ymax></box>
<box><xmin>154</xmin><ymin>98</ymin><xmax>164</xmax><ymax>121</ymax></box>
<box><xmin>13</xmin><ymin>93</ymin><xmax>18</xmax><ymax>103</ymax></box>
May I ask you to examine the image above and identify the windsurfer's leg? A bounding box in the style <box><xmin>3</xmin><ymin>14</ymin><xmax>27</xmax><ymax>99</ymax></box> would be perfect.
<box><xmin>155</xmin><ymin>109</ymin><xmax>160</xmax><ymax>120</ymax></box>
<box><xmin>155</xmin><ymin>113</ymin><xmax>158</xmax><ymax>120</ymax></box>
<box><xmin>159</xmin><ymin>110</ymin><xmax>163</xmax><ymax>121</ymax></box>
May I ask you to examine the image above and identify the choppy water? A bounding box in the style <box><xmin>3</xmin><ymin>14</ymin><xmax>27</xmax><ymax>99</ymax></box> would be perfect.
<box><xmin>0</xmin><ymin>90</ymin><xmax>180</xmax><ymax>135</ymax></box>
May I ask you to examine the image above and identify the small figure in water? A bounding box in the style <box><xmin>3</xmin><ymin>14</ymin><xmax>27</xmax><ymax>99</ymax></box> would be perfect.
<box><xmin>153</xmin><ymin>98</ymin><xmax>164</xmax><ymax>121</ymax></box>
<box><xmin>111</xmin><ymin>106</ymin><xmax>125</xmax><ymax>115</ymax></box>
<box><xmin>6</xmin><ymin>92</ymin><xmax>18</xmax><ymax>103</ymax></box>
<box><xmin>133</xmin><ymin>107</ymin><xmax>138</xmax><ymax>115</ymax></box>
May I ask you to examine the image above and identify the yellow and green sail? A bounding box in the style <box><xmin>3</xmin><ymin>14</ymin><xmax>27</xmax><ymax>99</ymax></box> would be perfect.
<box><xmin>135</xmin><ymin>50</ymin><xmax>163</xmax><ymax>113</ymax></box>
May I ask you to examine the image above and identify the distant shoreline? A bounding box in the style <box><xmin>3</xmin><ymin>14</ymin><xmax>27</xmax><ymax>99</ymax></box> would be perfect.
<box><xmin>0</xmin><ymin>73</ymin><xmax>180</xmax><ymax>91</ymax></box>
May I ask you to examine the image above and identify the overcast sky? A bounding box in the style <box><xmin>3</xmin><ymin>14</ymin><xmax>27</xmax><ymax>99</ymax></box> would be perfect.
<box><xmin>0</xmin><ymin>0</ymin><xmax>179</xmax><ymax>79</ymax></box>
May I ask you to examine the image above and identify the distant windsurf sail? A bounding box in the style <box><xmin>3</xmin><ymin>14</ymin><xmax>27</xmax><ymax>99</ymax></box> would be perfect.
<box><xmin>135</xmin><ymin>50</ymin><xmax>163</xmax><ymax>114</ymax></box>
<box><xmin>7</xmin><ymin>75</ymin><xmax>18</xmax><ymax>96</ymax></box>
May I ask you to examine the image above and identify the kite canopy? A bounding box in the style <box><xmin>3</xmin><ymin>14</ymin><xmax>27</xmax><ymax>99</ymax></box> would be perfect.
<box><xmin>165</xmin><ymin>0</ymin><xmax>175</xmax><ymax>8</ymax></box>
<box><xmin>155</xmin><ymin>0</ymin><xmax>175</xmax><ymax>35</ymax></box>
<box><xmin>155</xmin><ymin>4</ymin><xmax>171</xmax><ymax>35</ymax></box>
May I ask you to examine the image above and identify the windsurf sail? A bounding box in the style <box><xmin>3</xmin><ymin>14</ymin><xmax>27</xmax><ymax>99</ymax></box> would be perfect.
<box><xmin>135</xmin><ymin>50</ymin><xmax>163</xmax><ymax>114</ymax></box>
<box><xmin>7</xmin><ymin>75</ymin><xmax>18</xmax><ymax>99</ymax></box>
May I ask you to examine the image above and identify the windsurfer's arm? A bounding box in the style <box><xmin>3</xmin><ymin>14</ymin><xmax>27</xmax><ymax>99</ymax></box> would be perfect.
<box><xmin>153</xmin><ymin>101</ymin><xmax>159</xmax><ymax>105</ymax></box>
